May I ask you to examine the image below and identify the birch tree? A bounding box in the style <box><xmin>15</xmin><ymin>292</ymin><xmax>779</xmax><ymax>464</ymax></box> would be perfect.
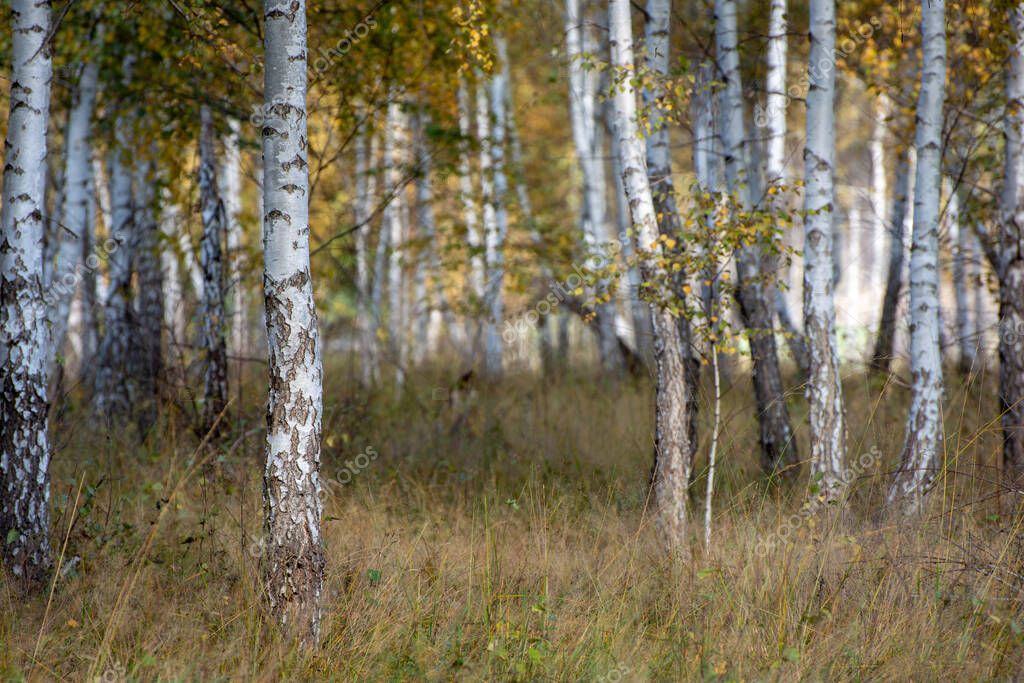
<box><xmin>802</xmin><ymin>0</ymin><xmax>846</xmax><ymax>498</ymax></box>
<box><xmin>261</xmin><ymin>0</ymin><xmax>325</xmax><ymax>643</ymax></box>
<box><xmin>643</xmin><ymin>0</ymin><xmax>698</xmax><ymax>456</ymax></box>
<box><xmin>199</xmin><ymin>105</ymin><xmax>229</xmax><ymax>435</ymax></box>
<box><xmin>95</xmin><ymin>78</ymin><xmax>137</xmax><ymax>420</ymax></box>
<box><xmin>947</xmin><ymin>182</ymin><xmax>977</xmax><ymax>372</ymax></box>
<box><xmin>458</xmin><ymin>77</ymin><xmax>485</xmax><ymax>354</ymax></box>
<box><xmin>221</xmin><ymin>118</ymin><xmax>248</xmax><ymax>360</ymax></box>
<box><xmin>385</xmin><ymin>98</ymin><xmax>407</xmax><ymax>388</ymax></box>
<box><xmin>161</xmin><ymin>192</ymin><xmax>187</xmax><ymax>345</ymax></box>
<box><xmin>354</xmin><ymin>113</ymin><xmax>377</xmax><ymax>385</ymax></box>
<box><xmin>566</xmin><ymin>0</ymin><xmax>623</xmax><ymax>373</ymax></box>
<box><xmin>1</xmin><ymin>0</ymin><xmax>53</xmax><ymax>589</ymax></box>
<box><xmin>871</xmin><ymin>147</ymin><xmax>913</xmax><ymax>374</ymax></box>
<box><xmin>484</xmin><ymin>36</ymin><xmax>510</xmax><ymax>378</ymax></box>
<box><xmin>50</xmin><ymin>46</ymin><xmax>101</xmax><ymax>370</ymax></box>
<box><xmin>412</xmin><ymin>108</ymin><xmax>449</xmax><ymax>360</ymax></box>
<box><xmin>999</xmin><ymin>3</ymin><xmax>1024</xmax><ymax>486</ymax></box>
<box><xmin>715</xmin><ymin>0</ymin><xmax>797</xmax><ymax>475</ymax></box>
<box><xmin>609</xmin><ymin>0</ymin><xmax>693</xmax><ymax>555</ymax></box>
<box><xmin>762</xmin><ymin>0</ymin><xmax>810</xmax><ymax>376</ymax></box>
<box><xmin>888</xmin><ymin>0</ymin><xmax>947</xmax><ymax>510</ymax></box>
<box><xmin>607</xmin><ymin>105</ymin><xmax>650</xmax><ymax>359</ymax></box>
<box><xmin>133</xmin><ymin>155</ymin><xmax>163</xmax><ymax>431</ymax></box>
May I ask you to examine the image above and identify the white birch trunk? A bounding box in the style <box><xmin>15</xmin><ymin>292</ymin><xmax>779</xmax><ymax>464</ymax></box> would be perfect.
<box><xmin>947</xmin><ymin>181</ymin><xmax>976</xmax><ymax>372</ymax></box>
<box><xmin>0</xmin><ymin>0</ymin><xmax>53</xmax><ymax>589</ymax></box>
<box><xmin>199</xmin><ymin>105</ymin><xmax>228</xmax><ymax>435</ymax></box>
<box><xmin>802</xmin><ymin>0</ymin><xmax>846</xmax><ymax>499</ymax></box>
<box><xmin>999</xmin><ymin>4</ymin><xmax>1024</xmax><ymax>485</ymax></box>
<box><xmin>412</xmin><ymin>109</ymin><xmax>448</xmax><ymax>361</ymax></box>
<box><xmin>888</xmin><ymin>0</ymin><xmax>947</xmax><ymax>510</ymax></box>
<box><xmin>354</xmin><ymin>113</ymin><xmax>377</xmax><ymax>385</ymax></box>
<box><xmin>643</xmin><ymin>0</ymin><xmax>699</xmax><ymax>457</ymax></box>
<box><xmin>95</xmin><ymin>67</ymin><xmax>136</xmax><ymax>422</ymax></box>
<box><xmin>872</xmin><ymin>147</ymin><xmax>914</xmax><ymax>373</ymax></box>
<box><xmin>475</xmin><ymin>75</ymin><xmax>503</xmax><ymax>376</ymax></box>
<box><xmin>261</xmin><ymin>0</ymin><xmax>324</xmax><ymax>644</ymax></box>
<box><xmin>610</xmin><ymin>0</ymin><xmax>693</xmax><ymax>556</ymax></box>
<box><xmin>608</xmin><ymin>113</ymin><xmax>649</xmax><ymax>358</ymax></box>
<box><xmin>160</xmin><ymin>192</ymin><xmax>187</xmax><ymax>346</ymax></box>
<box><xmin>716</xmin><ymin>0</ymin><xmax>797</xmax><ymax>474</ymax></box>
<box><xmin>221</xmin><ymin>117</ymin><xmax>248</xmax><ymax>359</ymax></box>
<box><xmin>765</xmin><ymin>0</ymin><xmax>787</xmax><ymax>189</ymax></box>
<box><xmin>484</xmin><ymin>37</ymin><xmax>510</xmax><ymax>377</ymax></box>
<box><xmin>566</xmin><ymin>0</ymin><xmax>622</xmax><ymax>372</ymax></box>
<box><xmin>458</xmin><ymin>77</ymin><xmax>485</xmax><ymax>355</ymax></box>
<box><xmin>50</xmin><ymin>51</ymin><xmax>100</xmax><ymax>371</ymax></box>
<box><xmin>79</xmin><ymin>168</ymin><xmax>100</xmax><ymax>369</ymax></box>
<box><xmin>763</xmin><ymin>0</ymin><xmax>809</xmax><ymax>375</ymax></box>
<box><xmin>385</xmin><ymin>98</ymin><xmax>407</xmax><ymax>388</ymax></box>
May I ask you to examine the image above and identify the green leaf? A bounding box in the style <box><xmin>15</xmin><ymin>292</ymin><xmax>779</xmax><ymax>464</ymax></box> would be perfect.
<box><xmin>367</xmin><ymin>568</ymin><xmax>381</xmax><ymax>585</ymax></box>
<box><xmin>5</xmin><ymin>529</ymin><xmax>19</xmax><ymax>545</ymax></box>
<box><xmin>782</xmin><ymin>647</ymin><xmax>800</xmax><ymax>663</ymax></box>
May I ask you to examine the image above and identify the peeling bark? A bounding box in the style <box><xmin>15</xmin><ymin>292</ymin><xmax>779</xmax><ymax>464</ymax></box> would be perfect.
<box><xmin>94</xmin><ymin>58</ymin><xmax>137</xmax><ymax>422</ymax></box>
<box><xmin>888</xmin><ymin>0</ymin><xmax>946</xmax><ymax>511</ymax></box>
<box><xmin>643</xmin><ymin>0</ymin><xmax>699</xmax><ymax>460</ymax></box>
<box><xmin>715</xmin><ymin>0</ymin><xmax>798</xmax><ymax>476</ymax></box>
<box><xmin>1000</xmin><ymin>4</ymin><xmax>1024</xmax><ymax>487</ymax></box>
<box><xmin>261</xmin><ymin>0</ymin><xmax>324</xmax><ymax>645</ymax></box>
<box><xmin>199</xmin><ymin>105</ymin><xmax>229</xmax><ymax>436</ymax></box>
<box><xmin>802</xmin><ymin>0</ymin><xmax>847</xmax><ymax>500</ymax></box>
<box><xmin>1</xmin><ymin>0</ymin><xmax>54</xmax><ymax>590</ymax></box>
<box><xmin>610</xmin><ymin>0</ymin><xmax>693</xmax><ymax>557</ymax></box>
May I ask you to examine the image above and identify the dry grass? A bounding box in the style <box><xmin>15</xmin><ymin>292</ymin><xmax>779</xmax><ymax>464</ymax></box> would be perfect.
<box><xmin>3</xmin><ymin>357</ymin><xmax>1024</xmax><ymax>681</ymax></box>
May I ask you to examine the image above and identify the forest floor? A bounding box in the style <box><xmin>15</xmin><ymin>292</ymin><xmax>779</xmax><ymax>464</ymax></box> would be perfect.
<box><xmin>2</xmin><ymin>356</ymin><xmax>1023</xmax><ymax>681</ymax></box>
